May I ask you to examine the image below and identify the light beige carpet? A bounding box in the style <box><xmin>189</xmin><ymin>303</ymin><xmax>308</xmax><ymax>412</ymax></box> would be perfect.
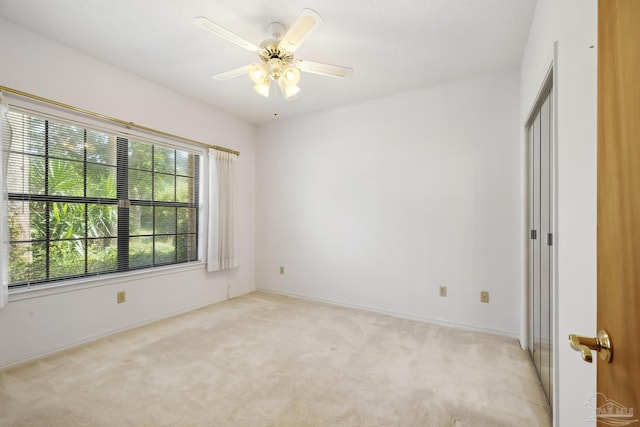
<box><xmin>0</xmin><ymin>291</ymin><xmax>551</xmax><ymax>426</ymax></box>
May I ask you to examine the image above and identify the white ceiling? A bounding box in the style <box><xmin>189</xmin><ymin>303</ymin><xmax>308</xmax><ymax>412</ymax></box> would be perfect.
<box><xmin>0</xmin><ymin>0</ymin><xmax>537</xmax><ymax>125</ymax></box>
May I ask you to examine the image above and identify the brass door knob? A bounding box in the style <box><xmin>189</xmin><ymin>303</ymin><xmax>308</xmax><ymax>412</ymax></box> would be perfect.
<box><xmin>568</xmin><ymin>330</ymin><xmax>612</xmax><ymax>363</ymax></box>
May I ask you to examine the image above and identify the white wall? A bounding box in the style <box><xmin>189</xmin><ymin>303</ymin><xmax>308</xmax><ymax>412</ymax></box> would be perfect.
<box><xmin>0</xmin><ymin>6</ymin><xmax>600</xmax><ymax>424</ymax></box>
<box><xmin>0</xmin><ymin>18</ymin><xmax>256</xmax><ymax>369</ymax></box>
<box><xmin>256</xmin><ymin>68</ymin><xmax>522</xmax><ymax>337</ymax></box>
<box><xmin>520</xmin><ymin>1</ymin><xmax>597</xmax><ymax>426</ymax></box>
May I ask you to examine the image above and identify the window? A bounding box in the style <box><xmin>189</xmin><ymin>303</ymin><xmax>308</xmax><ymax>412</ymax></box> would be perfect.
<box><xmin>4</xmin><ymin>110</ymin><xmax>200</xmax><ymax>288</ymax></box>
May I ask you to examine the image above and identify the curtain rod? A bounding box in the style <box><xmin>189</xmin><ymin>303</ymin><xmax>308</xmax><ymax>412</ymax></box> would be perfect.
<box><xmin>0</xmin><ymin>86</ymin><xmax>240</xmax><ymax>156</ymax></box>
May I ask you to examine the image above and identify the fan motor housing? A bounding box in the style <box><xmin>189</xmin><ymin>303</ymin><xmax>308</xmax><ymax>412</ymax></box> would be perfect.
<box><xmin>258</xmin><ymin>41</ymin><xmax>294</xmax><ymax>63</ymax></box>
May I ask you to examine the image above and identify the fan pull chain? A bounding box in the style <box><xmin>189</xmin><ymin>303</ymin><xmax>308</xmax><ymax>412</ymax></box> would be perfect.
<box><xmin>272</xmin><ymin>82</ymin><xmax>279</xmax><ymax>118</ymax></box>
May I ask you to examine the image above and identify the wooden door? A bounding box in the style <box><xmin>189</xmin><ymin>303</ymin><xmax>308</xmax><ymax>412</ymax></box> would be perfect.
<box><xmin>597</xmin><ymin>0</ymin><xmax>640</xmax><ymax>425</ymax></box>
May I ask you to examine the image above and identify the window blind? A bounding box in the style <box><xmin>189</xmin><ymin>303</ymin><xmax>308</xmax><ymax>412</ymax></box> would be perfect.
<box><xmin>3</xmin><ymin>108</ymin><xmax>200</xmax><ymax>288</ymax></box>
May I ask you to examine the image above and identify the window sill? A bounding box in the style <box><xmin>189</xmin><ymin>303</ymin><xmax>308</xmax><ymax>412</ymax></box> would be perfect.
<box><xmin>8</xmin><ymin>262</ymin><xmax>206</xmax><ymax>302</ymax></box>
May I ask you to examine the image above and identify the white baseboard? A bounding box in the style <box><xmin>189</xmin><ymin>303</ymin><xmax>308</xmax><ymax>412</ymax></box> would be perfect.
<box><xmin>1</xmin><ymin>287</ymin><xmax>254</xmax><ymax>371</ymax></box>
<box><xmin>3</xmin><ymin>286</ymin><xmax>517</xmax><ymax>371</ymax></box>
<box><xmin>256</xmin><ymin>288</ymin><xmax>519</xmax><ymax>341</ymax></box>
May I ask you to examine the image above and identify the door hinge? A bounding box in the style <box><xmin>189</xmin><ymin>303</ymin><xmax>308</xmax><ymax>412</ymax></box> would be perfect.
<box><xmin>530</xmin><ymin>229</ymin><xmax>538</xmax><ymax>240</ymax></box>
<box><xmin>547</xmin><ymin>233</ymin><xmax>553</xmax><ymax>246</ymax></box>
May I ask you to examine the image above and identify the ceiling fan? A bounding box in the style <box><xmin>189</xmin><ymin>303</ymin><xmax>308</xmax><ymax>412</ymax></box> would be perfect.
<box><xmin>194</xmin><ymin>9</ymin><xmax>353</xmax><ymax>99</ymax></box>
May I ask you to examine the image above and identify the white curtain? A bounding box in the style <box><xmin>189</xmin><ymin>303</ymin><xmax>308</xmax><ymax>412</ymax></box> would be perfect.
<box><xmin>0</xmin><ymin>93</ymin><xmax>10</xmax><ymax>307</ymax></box>
<box><xmin>207</xmin><ymin>148</ymin><xmax>238</xmax><ymax>272</ymax></box>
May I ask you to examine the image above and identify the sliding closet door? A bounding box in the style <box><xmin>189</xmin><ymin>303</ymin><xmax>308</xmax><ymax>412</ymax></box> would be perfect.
<box><xmin>539</xmin><ymin>90</ymin><xmax>552</xmax><ymax>403</ymax></box>
<box><xmin>531</xmin><ymin>111</ymin><xmax>542</xmax><ymax>378</ymax></box>
<box><xmin>528</xmin><ymin>84</ymin><xmax>553</xmax><ymax>409</ymax></box>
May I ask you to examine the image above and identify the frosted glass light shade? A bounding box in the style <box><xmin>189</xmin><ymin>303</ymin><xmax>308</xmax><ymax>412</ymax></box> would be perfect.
<box><xmin>253</xmin><ymin>81</ymin><xmax>271</xmax><ymax>97</ymax></box>
<box><xmin>278</xmin><ymin>79</ymin><xmax>300</xmax><ymax>99</ymax></box>
<box><xmin>282</xmin><ymin>66</ymin><xmax>301</xmax><ymax>85</ymax></box>
<box><xmin>249</xmin><ymin>63</ymin><xmax>269</xmax><ymax>84</ymax></box>
<box><xmin>249</xmin><ymin>63</ymin><xmax>301</xmax><ymax>99</ymax></box>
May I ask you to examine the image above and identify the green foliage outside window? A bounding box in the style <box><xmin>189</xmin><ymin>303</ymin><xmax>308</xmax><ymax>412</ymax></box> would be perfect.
<box><xmin>5</xmin><ymin>111</ymin><xmax>199</xmax><ymax>287</ymax></box>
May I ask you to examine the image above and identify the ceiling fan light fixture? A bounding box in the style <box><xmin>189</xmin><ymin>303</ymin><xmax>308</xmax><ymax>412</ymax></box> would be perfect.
<box><xmin>278</xmin><ymin>79</ymin><xmax>300</xmax><ymax>99</ymax></box>
<box><xmin>253</xmin><ymin>81</ymin><xmax>271</xmax><ymax>98</ymax></box>
<box><xmin>285</xmin><ymin>84</ymin><xmax>300</xmax><ymax>98</ymax></box>
<box><xmin>282</xmin><ymin>66</ymin><xmax>301</xmax><ymax>85</ymax></box>
<box><xmin>249</xmin><ymin>63</ymin><xmax>269</xmax><ymax>84</ymax></box>
<box><xmin>197</xmin><ymin>8</ymin><xmax>352</xmax><ymax>105</ymax></box>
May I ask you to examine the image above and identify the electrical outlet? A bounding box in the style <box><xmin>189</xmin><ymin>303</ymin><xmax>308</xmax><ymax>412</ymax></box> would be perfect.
<box><xmin>280</xmin><ymin>266</ymin><xmax>284</xmax><ymax>275</ymax></box>
<box><xmin>439</xmin><ymin>286</ymin><xmax>447</xmax><ymax>297</ymax></box>
<box><xmin>117</xmin><ymin>291</ymin><xmax>126</xmax><ymax>304</ymax></box>
<box><xmin>480</xmin><ymin>291</ymin><xmax>490</xmax><ymax>303</ymax></box>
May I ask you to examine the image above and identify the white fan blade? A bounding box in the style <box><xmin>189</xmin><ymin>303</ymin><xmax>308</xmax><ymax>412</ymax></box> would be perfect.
<box><xmin>278</xmin><ymin>9</ymin><xmax>322</xmax><ymax>53</ymax></box>
<box><xmin>296</xmin><ymin>60</ymin><xmax>353</xmax><ymax>78</ymax></box>
<box><xmin>194</xmin><ymin>16</ymin><xmax>259</xmax><ymax>52</ymax></box>
<box><xmin>212</xmin><ymin>65</ymin><xmax>251</xmax><ymax>81</ymax></box>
